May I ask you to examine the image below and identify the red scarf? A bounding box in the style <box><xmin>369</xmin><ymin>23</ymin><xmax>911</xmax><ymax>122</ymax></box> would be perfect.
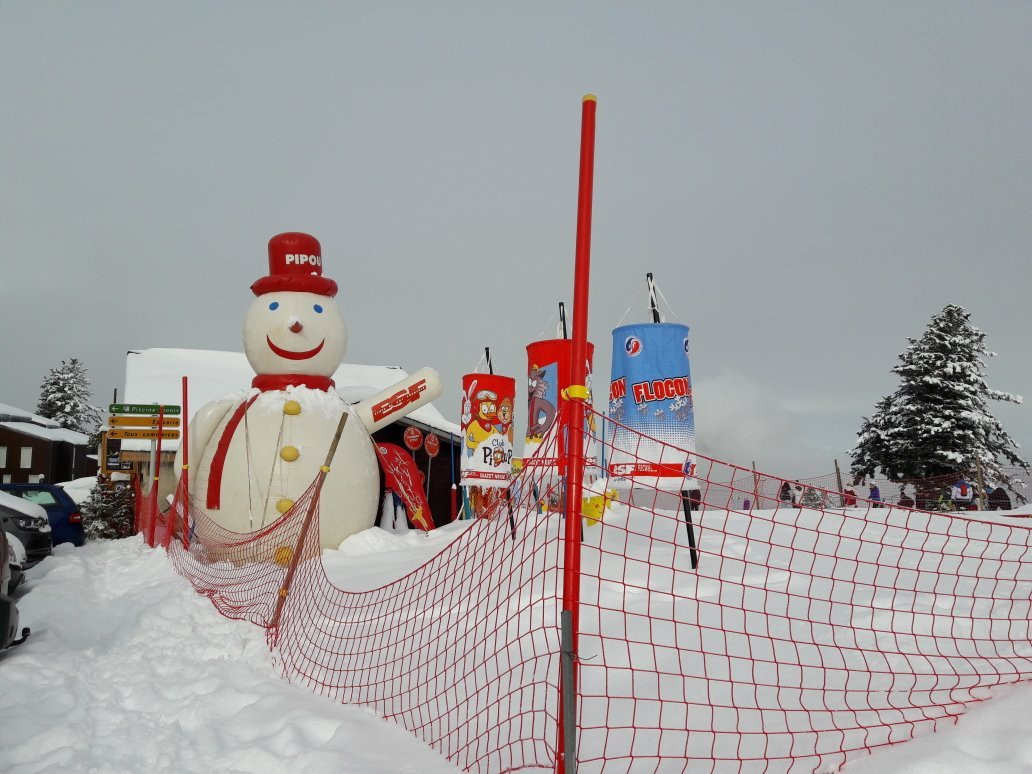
<box><xmin>252</xmin><ymin>374</ymin><xmax>334</xmax><ymax>391</ymax></box>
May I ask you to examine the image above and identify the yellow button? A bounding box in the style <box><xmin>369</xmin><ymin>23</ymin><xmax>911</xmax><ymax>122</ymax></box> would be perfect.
<box><xmin>280</xmin><ymin>445</ymin><xmax>300</xmax><ymax>461</ymax></box>
<box><xmin>283</xmin><ymin>400</ymin><xmax>301</xmax><ymax>415</ymax></box>
<box><xmin>276</xmin><ymin>498</ymin><xmax>294</xmax><ymax>514</ymax></box>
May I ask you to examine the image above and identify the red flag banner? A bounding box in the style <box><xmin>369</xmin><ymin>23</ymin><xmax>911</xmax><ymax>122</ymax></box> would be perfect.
<box><xmin>375</xmin><ymin>443</ymin><xmax>434</xmax><ymax>530</ymax></box>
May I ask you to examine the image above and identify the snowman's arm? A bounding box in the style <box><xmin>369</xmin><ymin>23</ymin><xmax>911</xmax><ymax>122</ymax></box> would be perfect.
<box><xmin>173</xmin><ymin>398</ymin><xmax>238</xmax><ymax>491</ymax></box>
<box><xmin>353</xmin><ymin>367</ymin><xmax>443</xmax><ymax>434</ymax></box>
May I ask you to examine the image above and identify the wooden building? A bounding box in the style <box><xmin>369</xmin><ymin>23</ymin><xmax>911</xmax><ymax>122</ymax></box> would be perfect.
<box><xmin>0</xmin><ymin>402</ymin><xmax>98</xmax><ymax>484</ymax></box>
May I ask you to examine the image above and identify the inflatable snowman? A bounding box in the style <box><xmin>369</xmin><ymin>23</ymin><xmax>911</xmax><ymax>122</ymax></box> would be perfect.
<box><xmin>176</xmin><ymin>232</ymin><xmax>442</xmax><ymax>549</ymax></box>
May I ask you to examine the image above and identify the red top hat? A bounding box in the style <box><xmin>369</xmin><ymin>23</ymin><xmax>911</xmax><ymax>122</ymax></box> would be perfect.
<box><xmin>250</xmin><ymin>232</ymin><xmax>338</xmax><ymax>297</ymax></box>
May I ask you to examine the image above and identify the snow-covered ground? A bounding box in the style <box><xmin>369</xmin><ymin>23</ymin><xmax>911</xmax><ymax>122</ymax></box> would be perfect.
<box><xmin>0</xmin><ymin>537</ymin><xmax>459</xmax><ymax>774</ymax></box>
<box><xmin>2</xmin><ymin>510</ymin><xmax>1030</xmax><ymax>772</ymax></box>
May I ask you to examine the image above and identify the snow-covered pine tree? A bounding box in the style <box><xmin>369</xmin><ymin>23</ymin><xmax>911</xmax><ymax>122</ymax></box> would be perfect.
<box><xmin>850</xmin><ymin>305</ymin><xmax>1028</xmax><ymax>491</ymax></box>
<box><xmin>851</xmin><ymin>395</ymin><xmax>897</xmax><ymax>480</ymax></box>
<box><xmin>799</xmin><ymin>486</ymin><xmax>823</xmax><ymax>508</ymax></box>
<box><xmin>81</xmin><ymin>478</ymin><xmax>136</xmax><ymax>539</ymax></box>
<box><xmin>36</xmin><ymin>358</ymin><xmax>101</xmax><ymax>435</ymax></box>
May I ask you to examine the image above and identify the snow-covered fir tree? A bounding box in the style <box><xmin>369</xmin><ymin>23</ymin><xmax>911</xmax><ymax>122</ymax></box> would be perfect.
<box><xmin>81</xmin><ymin>478</ymin><xmax>136</xmax><ymax>539</ymax></box>
<box><xmin>799</xmin><ymin>486</ymin><xmax>824</xmax><ymax>508</ymax></box>
<box><xmin>850</xmin><ymin>305</ymin><xmax>1028</xmax><ymax>490</ymax></box>
<box><xmin>36</xmin><ymin>358</ymin><xmax>101</xmax><ymax>435</ymax></box>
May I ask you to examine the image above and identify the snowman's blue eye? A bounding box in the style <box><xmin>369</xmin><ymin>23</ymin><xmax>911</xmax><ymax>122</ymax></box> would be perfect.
<box><xmin>313</xmin><ymin>304</ymin><xmax>323</xmax><ymax>314</ymax></box>
<box><xmin>268</xmin><ymin>302</ymin><xmax>279</xmax><ymax>311</ymax></box>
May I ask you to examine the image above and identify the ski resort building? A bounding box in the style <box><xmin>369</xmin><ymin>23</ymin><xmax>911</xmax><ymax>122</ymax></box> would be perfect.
<box><xmin>0</xmin><ymin>402</ymin><xmax>98</xmax><ymax>484</ymax></box>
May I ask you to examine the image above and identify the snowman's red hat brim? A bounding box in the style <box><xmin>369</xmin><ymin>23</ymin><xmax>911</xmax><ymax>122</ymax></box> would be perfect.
<box><xmin>251</xmin><ymin>275</ymin><xmax>338</xmax><ymax>297</ymax></box>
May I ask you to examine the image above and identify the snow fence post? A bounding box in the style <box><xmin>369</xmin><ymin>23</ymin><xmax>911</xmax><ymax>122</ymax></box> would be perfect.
<box><xmin>557</xmin><ymin>93</ymin><xmax>596</xmax><ymax>774</ymax></box>
<box><xmin>181</xmin><ymin>376</ymin><xmax>190</xmax><ymax>549</ymax></box>
<box><xmin>146</xmin><ymin>405</ymin><xmax>165</xmax><ymax>547</ymax></box>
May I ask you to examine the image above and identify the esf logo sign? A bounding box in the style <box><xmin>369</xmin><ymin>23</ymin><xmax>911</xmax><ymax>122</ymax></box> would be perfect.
<box><xmin>624</xmin><ymin>336</ymin><xmax>642</xmax><ymax>357</ymax></box>
<box><xmin>285</xmin><ymin>253</ymin><xmax>322</xmax><ymax>267</ymax></box>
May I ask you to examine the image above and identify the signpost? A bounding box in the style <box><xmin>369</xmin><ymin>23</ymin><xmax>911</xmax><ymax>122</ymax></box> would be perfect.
<box><xmin>423</xmin><ymin>433</ymin><xmax>440</xmax><ymax>498</ymax></box>
<box><xmin>108</xmin><ymin>415</ymin><xmax>181</xmax><ymax>427</ymax></box>
<box><xmin>105</xmin><ymin>403</ymin><xmax>182</xmax><ymax>488</ymax></box>
<box><xmin>403</xmin><ymin>426</ymin><xmax>423</xmax><ymax>452</ymax></box>
<box><xmin>424</xmin><ymin>434</ymin><xmax>440</xmax><ymax>457</ymax></box>
<box><xmin>109</xmin><ymin>403</ymin><xmax>182</xmax><ymax>416</ymax></box>
<box><xmin>101</xmin><ymin>434</ymin><xmax>132</xmax><ymax>474</ymax></box>
<box><xmin>108</xmin><ymin>428</ymin><xmax>180</xmax><ymax>441</ymax></box>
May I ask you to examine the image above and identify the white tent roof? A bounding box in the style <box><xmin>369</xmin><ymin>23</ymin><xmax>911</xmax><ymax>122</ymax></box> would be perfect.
<box><xmin>119</xmin><ymin>348</ymin><xmax>458</xmax><ymax>452</ymax></box>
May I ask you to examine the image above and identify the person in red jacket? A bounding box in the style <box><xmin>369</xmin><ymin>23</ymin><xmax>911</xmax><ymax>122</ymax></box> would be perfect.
<box><xmin>842</xmin><ymin>483</ymin><xmax>857</xmax><ymax>508</ymax></box>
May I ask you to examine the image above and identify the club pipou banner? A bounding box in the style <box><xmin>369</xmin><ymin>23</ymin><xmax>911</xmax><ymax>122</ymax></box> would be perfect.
<box><xmin>460</xmin><ymin>373</ymin><xmax>516</xmax><ymax>487</ymax></box>
<box><xmin>524</xmin><ymin>339</ymin><xmax>595</xmax><ymax>469</ymax></box>
<box><xmin>607</xmin><ymin>323</ymin><xmax>697</xmax><ymax>490</ymax></box>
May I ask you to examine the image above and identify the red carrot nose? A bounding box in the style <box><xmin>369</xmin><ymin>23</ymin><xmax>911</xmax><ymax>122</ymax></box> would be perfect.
<box><xmin>289</xmin><ymin>321</ymin><xmax>303</xmax><ymax>333</ymax></box>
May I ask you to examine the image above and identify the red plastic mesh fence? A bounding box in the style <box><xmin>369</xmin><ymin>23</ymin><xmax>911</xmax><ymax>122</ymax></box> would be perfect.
<box><xmin>144</xmin><ymin>430</ymin><xmax>568</xmax><ymax>774</ymax></box>
<box><xmin>135</xmin><ymin>405</ymin><xmax>1032</xmax><ymax>773</ymax></box>
<box><xmin>577</xmin><ymin>405</ymin><xmax>1032</xmax><ymax>772</ymax></box>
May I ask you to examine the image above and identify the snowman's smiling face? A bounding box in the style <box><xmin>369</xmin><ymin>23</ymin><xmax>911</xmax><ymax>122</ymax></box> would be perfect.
<box><xmin>243</xmin><ymin>291</ymin><xmax>347</xmax><ymax>376</ymax></box>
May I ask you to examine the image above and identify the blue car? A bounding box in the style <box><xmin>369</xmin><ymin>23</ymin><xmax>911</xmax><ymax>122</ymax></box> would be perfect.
<box><xmin>0</xmin><ymin>483</ymin><xmax>85</xmax><ymax>547</ymax></box>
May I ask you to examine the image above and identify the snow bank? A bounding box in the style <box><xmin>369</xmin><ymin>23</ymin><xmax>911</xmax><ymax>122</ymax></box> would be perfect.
<box><xmin>843</xmin><ymin>682</ymin><xmax>1032</xmax><ymax>773</ymax></box>
<box><xmin>55</xmin><ymin>476</ymin><xmax>98</xmax><ymax>505</ymax></box>
<box><xmin>0</xmin><ymin>537</ymin><xmax>459</xmax><ymax>774</ymax></box>
<box><xmin>322</xmin><ymin>521</ymin><xmax>473</xmax><ymax>591</ymax></box>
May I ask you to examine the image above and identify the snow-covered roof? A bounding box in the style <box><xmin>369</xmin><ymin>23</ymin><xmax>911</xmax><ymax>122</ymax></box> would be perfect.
<box><xmin>121</xmin><ymin>348</ymin><xmax>459</xmax><ymax>452</ymax></box>
<box><xmin>0</xmin><ymin>402</ymin><xmax>61</xmax><ymax>428</ymax></box>
<box><xmin>0</xmin><ymin>421</ymin><xmax>90</xmax><ymax>445</ymax></box>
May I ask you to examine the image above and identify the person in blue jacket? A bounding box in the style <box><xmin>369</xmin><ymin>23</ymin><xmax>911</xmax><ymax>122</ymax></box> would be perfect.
<box><xmin>868</xmin><ymin>482</ymin><xmax>883</xmax><ymax>507</ymax></box>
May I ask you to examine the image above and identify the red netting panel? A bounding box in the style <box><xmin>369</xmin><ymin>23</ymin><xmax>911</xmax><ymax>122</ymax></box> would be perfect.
<box><xmin>159</xmin><ymin>433</ymin><xmax>567</xmax><ymax>773</ymax></box>
<box><xmin>165</xmin><ymin>477</ymin><xmax>328</xmax><ymax>628</ymax></box>
<box><xmin>579</xmin><ymin>406</ymin><xmax>1032</xmax><ymax>773</ymax></box>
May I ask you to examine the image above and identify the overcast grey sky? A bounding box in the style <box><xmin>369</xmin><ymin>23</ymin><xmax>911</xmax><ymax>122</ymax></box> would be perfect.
<box><xmin>2</xmin><ymin>2</ymin><xmax>1030</xmax><ymax>478</ymax></box>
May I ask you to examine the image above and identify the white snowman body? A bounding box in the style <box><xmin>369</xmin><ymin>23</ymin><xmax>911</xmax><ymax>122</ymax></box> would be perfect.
<box><xmin>190</xmin><ymin>384</ymin><xmax>379</xmax><ymax>549</ymax></box>
<box><xmin>177</xmin><ymin>239</ymin><xmax>443</xmax><ymax>550</ymax></box>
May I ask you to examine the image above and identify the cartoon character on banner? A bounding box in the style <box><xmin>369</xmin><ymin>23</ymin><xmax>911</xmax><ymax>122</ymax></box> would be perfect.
<box><xmin>465</xmin><ymin>389</ymin><xmax>499</xmax><ymax>456</ymax></box>
<box><xmin>176</xmin><ymin>232</ymin><xmax>442</xmax><ymax>550</ymax></box>
<box><xmin>527</xmin><ymin>363</ymin><xmax>557</xmax><ymax>440</ymax></box>
<box><xmin>495</xmin><ymin>397</ymin><xmax>514</xmax><ymax>443</ymax></box>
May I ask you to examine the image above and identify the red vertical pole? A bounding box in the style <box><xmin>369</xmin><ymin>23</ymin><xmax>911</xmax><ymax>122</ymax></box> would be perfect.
<box><xmin>147</xmin><ymin>405</ymin><xmax>165</xmax><ymax>547</ymax></box>
<box><xmin>558</xmin><ymin>93</ymin><xmax>597</xmax><ymax>774</ymax></box>
<box><xmin>181</xmin><ymin>376</ymin><xmax>190</xmax><ymax>549</ymax></box>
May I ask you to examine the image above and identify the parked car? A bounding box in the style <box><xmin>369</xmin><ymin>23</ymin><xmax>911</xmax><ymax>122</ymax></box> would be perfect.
<box><xmin>5</xmin><ymin>531</ymin><xmax>26</xmax><ymax>591</ymax></box>
<box><xmin>0</xmin><ymin>483</ymin><xmax>85</xmax><ymax>547</ymax></box>
<box><xmin>1</xmin><ymin>527</ymin><xmax>30</xmax><ymax>650</ymax></box>
<box><xmin>0</xmin><ymin>490</ymin><xmax>53</xmax><ymax>567</ymax></box>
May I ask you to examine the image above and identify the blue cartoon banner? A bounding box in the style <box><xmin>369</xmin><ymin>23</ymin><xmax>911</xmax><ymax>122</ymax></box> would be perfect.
<box><xmin>606</xmin><ymin>323</ymin><xmax>696</xmax><ymax>490</ymax></box>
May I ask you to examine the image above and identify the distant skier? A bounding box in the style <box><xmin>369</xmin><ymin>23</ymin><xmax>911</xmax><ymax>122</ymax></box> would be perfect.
<box><xmin>778</xmin><ymin>481</ymin><xmax>793</xmax><ymax>506</ymax></box>
<box><xmin>951</xmin><ymin>478</ymin><xmax>975</xmax><ymax>511</ymax></box>
<box><xmin>897</xmin><ymin>487</ymin><xmax>915</xmax><ymax>509</ymax></box>
<box><xmin>842</xmin><ymin>483</ymin><xmax>857</xmax><ymax>508</ymax></box>
<box><xmin>868</xmin><ymin>482</ymin><xmax>882</xmax><ymax>507</ymax></box>
<box><xmin>987</xmin><ymin>486</ymin><xmax>1012</xmax><ymax>511</ymax></box>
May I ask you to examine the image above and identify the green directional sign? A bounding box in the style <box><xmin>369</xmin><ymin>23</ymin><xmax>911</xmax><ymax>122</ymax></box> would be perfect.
<box><xmin>109</xmin><ymin>403</ymin><xmax>181</xmax><ymax>416</ymax></box>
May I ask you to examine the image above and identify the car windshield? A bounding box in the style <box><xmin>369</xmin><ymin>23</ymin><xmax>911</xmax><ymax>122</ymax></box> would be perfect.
<box><xmin>16</xmin><ymin>491</ymin><xmax>59</xmax><ymax>506</ymax></box>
